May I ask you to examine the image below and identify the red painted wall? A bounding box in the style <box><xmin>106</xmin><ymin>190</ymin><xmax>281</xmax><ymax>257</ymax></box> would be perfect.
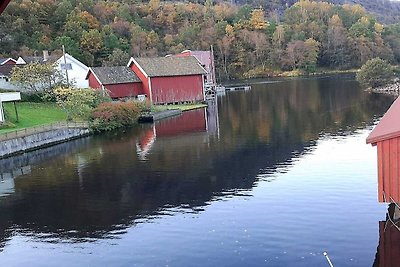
<box><xmin>105</xmin><ymin>83</ymin><xmax>143</xmax><ymax>99</ymax></box>
<box><xmin>150</xmin><ymin>75</ymin><xmax>204</xmax><ymax>104</ymax></box>
<box><xmin>130</xmin><ymin>63</ymin><xmax>150</xmax><ymax>99</ymax></box>
<box><xmin>88</xmin><ymin>72</ymin><xmax>101</xmax><ymax>89</ymax></box>
<box><xmin>88</xmin><ymin>72</ymin><xmax>143</xmax><ymax>98</ymax></box>
<box><xmin>3</xmin><ymin>59</ymin><xmax>15</xmax><ymax>65</ymax></box>
<box><xmin>155</xmin><ymin>109</ymin><xmax>207</xmax><ymax>137</ymax></box>
<box><xmin>377</xmin><ymin>137</ymin><xmax>400</xmax><ymax>203</ymax></box>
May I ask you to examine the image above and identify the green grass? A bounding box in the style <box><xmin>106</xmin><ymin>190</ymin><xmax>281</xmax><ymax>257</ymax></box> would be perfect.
<box><xmin>153</xmin><ymin>103</ymin><xmax>208</xmax><ymax>112</ymax></box>
<box><xmin>0</xmin><ymin>102</ymin><xmax>67</xmax><ymax>134</ymax></box>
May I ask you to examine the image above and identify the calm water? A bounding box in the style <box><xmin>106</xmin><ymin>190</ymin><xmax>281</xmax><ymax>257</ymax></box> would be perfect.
<box><xmin>0</xmin><ymin>75</ymin><xmax>396</xmax><ymax>266</ymax></box>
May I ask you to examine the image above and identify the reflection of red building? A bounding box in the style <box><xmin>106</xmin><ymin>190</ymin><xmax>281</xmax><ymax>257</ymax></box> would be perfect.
<box><xmin>373</xmin><ymin>204</ymin><xmax>400</xmax><ymax>267</ymax></box>
<box><xmin>367</xmin><ymin>97</ymin><xmax>400</xmax><ymax>203</ymax></box>
<box><xmin>136</xmin><ymin>126</ymin><xmax>156</xmax><ymax>160</ymax></box>
<box><xmin>155</xmin><ymin>109</ymin><xmax>207</xmax><ymax>137</ymax></box>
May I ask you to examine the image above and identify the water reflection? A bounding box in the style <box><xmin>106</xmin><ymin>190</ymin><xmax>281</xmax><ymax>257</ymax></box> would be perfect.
<box><xmin>0</xmin><ymin>75</ymin><xmax>395</xmax><ymax>265</ymax></box>
<box><xmin>373</xmin><ymin>204</ymin><xmax>400</xmax><ymax>267</ymax></box>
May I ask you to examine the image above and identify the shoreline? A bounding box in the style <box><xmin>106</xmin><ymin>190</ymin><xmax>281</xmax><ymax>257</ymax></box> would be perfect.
<box><xmin>368</xmin><ymin>82</ymin><xmax>400</xmax><ymax>97</ymax></box>
<box><xmin>0</xmin><ymin>103</ymin><xmax>209</xmax><ymax>159</ymax></box>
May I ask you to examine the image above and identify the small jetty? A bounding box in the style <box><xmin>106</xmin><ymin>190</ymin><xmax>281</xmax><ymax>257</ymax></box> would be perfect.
<box><xmin>216</xmin><ymin>85</ymin><xmax>251</xmax><ymax>92</ymax></box>
<box><xmin>138</xmin><ymin>109</ymin><xmax>182</xmax><ymax>123</ymax></box>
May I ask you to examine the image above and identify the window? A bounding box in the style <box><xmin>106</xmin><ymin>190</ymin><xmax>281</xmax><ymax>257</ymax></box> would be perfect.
<box><xmin>60</xmin><ymin>63</ymin><xmax>72</xmax><ymax>70</ymax></box>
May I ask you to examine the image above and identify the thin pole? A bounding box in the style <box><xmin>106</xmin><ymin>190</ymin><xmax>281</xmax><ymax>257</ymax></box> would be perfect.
<box><xmin>210</xmin><ymin>45</ymin><xmax>216</xmax><ymax>85</ymax></box>
<box><xmin>62</xmin><ymin>45</ymin><xmax>69</xmax><ymax>87</ymax></box>
<box><xmin>13</xmin><ymin>101</ymin><xmax>19</xmax><ymax>122</ymax></box>
<box><xmin>323</xmin><ymin>252</ymin><xmax>334</xmax><ymax>267</ymax></box>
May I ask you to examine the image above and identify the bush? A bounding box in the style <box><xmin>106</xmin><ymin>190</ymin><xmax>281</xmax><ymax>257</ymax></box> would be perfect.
<box><xmin>356</xmin><ymin>58</ymin><xmax>394</xmax><ymax>88</ymax></box>
<box><xmin>90</xmin><ymin>101</ymin><xmax>142</xmax><ymax>132</ymax></box>
<box><xmin>52</xmin><ymin>87</ymin><xmax>111</xmax><ymax>121</ymax></box>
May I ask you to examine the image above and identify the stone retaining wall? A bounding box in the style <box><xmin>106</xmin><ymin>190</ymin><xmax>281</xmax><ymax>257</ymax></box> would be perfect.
<box><xmin>0</xmin><ymin>127</ymin><xmax>90</xmax><ymax>158</ymax></box>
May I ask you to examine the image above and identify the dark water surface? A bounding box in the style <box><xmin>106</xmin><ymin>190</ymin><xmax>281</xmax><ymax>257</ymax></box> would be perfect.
<box><xmin>0</xmin><ymin>75</ymin><xmax>396</xmax><ymax>266</ymax></box>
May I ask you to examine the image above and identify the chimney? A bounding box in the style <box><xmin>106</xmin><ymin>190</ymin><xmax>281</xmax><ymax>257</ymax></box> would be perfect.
<box><xmin>43</xmin><ymin>50</ymin><xmax>49</xmax><ymax>62</ymax></box>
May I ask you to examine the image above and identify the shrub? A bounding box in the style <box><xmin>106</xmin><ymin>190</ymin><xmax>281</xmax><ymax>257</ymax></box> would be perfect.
<box><xmin>90</xmin><ymin>101</ymin><xmax>142</xmax><ymax>132</ymax></box>
<box><xmin>52</xmin><ymin>87</ymin><xmax>111</xmax><ymax>121</ymax></box>
<box><xmin>356</xmin><ymin>58</ymin><xmax>394</xmax><ymax>88</ymax></box>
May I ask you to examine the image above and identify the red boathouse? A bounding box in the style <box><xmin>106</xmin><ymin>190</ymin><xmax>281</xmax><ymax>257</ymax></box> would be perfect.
<box><xmin>367</xmin><ymin>96</ymin><xmax>400</xmax><ymax>203</ymax></box>
<box><xmin>86</xmin><ymin>66</ymin><xmax>143</xmax><ymax>99</ymax></box>
<box><xmin>128</xmin><ymin>56</ymin><xmax>207</xmax><ymax>104</ymax></box>
<box><xmin>0</xmin><ymin>0</ymin><xmax>11</xmax><ymax>15</ymax></box>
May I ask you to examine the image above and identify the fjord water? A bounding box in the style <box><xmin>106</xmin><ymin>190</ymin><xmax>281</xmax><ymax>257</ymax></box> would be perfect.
<box><xmin>0</xmin><ymin>75</ymin><xmax>395</xmax><ymax>266</ymax></box>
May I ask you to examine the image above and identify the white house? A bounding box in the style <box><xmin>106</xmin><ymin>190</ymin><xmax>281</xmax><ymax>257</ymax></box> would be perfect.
<box><xmin>55</xmin><ymin>53</ymin><xmax>89</xmax><ymax>88</ymax></box>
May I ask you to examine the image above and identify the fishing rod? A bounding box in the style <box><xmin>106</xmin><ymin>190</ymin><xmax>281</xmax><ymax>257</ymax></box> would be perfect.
<box><xmin>323</xmin><ymin>251</ymin><xmax>334</xmax><ymax>267</ymax></box>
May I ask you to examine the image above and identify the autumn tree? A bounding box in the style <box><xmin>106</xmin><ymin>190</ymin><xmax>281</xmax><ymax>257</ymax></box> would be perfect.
<box><xmin>11</xmin><ymin>63</ymin><xmax>65</xmax><ymax>93</ymax></box>
<box><xmin>249</xmin><ymin>9</ymin><xmax>268</xmax><ymax>30</ymax></box>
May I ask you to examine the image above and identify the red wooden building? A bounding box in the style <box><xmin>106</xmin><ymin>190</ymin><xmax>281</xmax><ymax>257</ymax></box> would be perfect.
<box><xmin>86</xmin><ymin>66</ymin><xmax>143</xmax><ymax>99</ymax></box>
<box><xmin>174</xmin><ymin>50</ymin><xmax>216</xmax><ymax>86</ymax></box>
<box><xmin>0</xmin><ymin>0</ymin><xmax>11</xmax><ymax>15</ymax></box>
<box><xmin>128</xmin><ymin>56</ymin><xmax>207</xmax><ymax>104</ymax></box>
<box><xmin>0</xmin><ymin>58</ymin><xmax>16</xmax><ymax>65</ymax></box>
<box><xmin>367</xmin><ymin>96</ymin><xmax>400</xmax><ymax>203</ymax></box>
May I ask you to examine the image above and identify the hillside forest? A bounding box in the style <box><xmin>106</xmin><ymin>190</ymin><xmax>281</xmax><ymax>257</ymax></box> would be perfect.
<box><xmin>1</xmin><ymin>0</ymin><xmax>400</xmax><ymax>80</ymax></box>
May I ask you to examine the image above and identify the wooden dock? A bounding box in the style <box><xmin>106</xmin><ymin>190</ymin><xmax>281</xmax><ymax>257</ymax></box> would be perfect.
<box><xmin>225</xmin><ymin>85</ymin><xmax>251</xmax><ymax>91</ymax></box>
<box><xmin>138</xmin><ymin>109</ymin><xmax>182</xmax><ymax>123</ymax></box>
<box><xmin>216</xmin><ymin>85</ymin><xmax>251</xmax><ymax>92</ymax></box>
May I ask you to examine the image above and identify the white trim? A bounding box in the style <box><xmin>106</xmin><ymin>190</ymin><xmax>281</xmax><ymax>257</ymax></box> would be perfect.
<box><xmin>148</xmin><ymin>77</ymin><xmax>153</xmax><ymax>104</ymax></box>
<box><xmin>128</xmin><ymin>57</ymin><xmax>149</xmax><ymax>78</ymax></box>
<box><xmin>0</xmin><ymin>58</ymin><xmax>17</xmax><ymax>65</ymax></box>
<box><xmin>86</xmin><ymin>67</ymin><xmax>103</xmax><ymax>86</ymax></box>
<box><xmin>0</xmin><ymin>92</ymin><xmax>21</xmax><ymax>122</ymax></box>
<box><xmin>15</xmin><ymin>57</ymin><xmax>26</xmax><ymax>65</ymax></box>
<box><xmin>202</xmin><ymin>75</ymin><xmax>205</xmax><ymax>101</ymax></box>
<box><xmin>57</xmin><ymin>53</ymin><xmax>88</xmax><ymax>70</ymax></box>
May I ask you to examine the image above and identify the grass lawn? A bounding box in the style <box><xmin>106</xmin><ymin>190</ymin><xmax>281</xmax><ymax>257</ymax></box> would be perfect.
<box><xmin>153</xmin><ymin>103</ymin><xmax>208</xmax><ymax>112</ymax></box>
<box><xmin>0</xmin><ymin>102</ymin><xmax>67</xmax><ymax>134</ymax></box>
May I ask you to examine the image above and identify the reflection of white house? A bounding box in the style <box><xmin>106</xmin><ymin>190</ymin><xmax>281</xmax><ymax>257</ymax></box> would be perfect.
<box><xmin>0</xmin><ymin>92</ymin><xmax>21</xmax><ymax>122</ymax></box>
<box><xmin>55</xmin><ymin>53</ymin><xmax>89</xmax><ymax>88</ymax></box>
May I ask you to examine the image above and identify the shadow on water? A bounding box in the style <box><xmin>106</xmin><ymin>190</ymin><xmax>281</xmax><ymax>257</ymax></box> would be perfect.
<box><xmin>0</xmin><ymin>75</ymin><xmax>395</xmax><ymax>255</ymax></box>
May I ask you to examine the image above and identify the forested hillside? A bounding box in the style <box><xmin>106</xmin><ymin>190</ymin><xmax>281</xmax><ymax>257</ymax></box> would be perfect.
<box><xmin>1</xmin><ymin>0</ymin><xmax>400</xmax><ymax>80</ymax></box>
<box><xmin>236</xmin><ymin>0</ymin><xmax>400</xmax><ymax>24</ymax></box>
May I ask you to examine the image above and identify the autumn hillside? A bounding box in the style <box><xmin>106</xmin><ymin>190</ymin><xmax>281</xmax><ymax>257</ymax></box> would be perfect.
<box><xmin>1</xmin><ymin>0</ymin><xmax>400</xmax><ymax>80</ymax></box>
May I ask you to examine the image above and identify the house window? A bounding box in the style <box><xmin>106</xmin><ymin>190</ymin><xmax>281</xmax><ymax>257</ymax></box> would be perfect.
<box><xmin>60</xmin><ymin>63</ymin><xmax>72</xmax><ymax>70</ymax></box>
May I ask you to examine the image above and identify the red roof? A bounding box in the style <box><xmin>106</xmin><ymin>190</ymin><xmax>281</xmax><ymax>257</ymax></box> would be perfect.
<box><xmin>367</xmin><ymin>96</ymin><xmax>400</xmax><ymax>144</ymax></box>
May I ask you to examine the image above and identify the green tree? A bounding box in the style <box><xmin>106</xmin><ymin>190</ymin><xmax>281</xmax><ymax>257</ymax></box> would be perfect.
<box><xmin>53</xmin><ymin>87</ymin><xmax>110</xmax><ymax>120</ymax></box>
<box><xmin>103</xmin><ymin>49</ymin><xmax>130</xmax><ymax>67</ymax></box>
<box><xmin>11</xmin><ymin>63</ymin><xmax>65</xmax><ymax>93</ymax></box>
<box><xmin>356</xmin><ymin>58</ymin><xmax>394</xmax><ymax>88</ymax></box>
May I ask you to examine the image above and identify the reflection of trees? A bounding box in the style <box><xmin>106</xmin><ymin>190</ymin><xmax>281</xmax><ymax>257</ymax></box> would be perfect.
<box><xmin>0</xmin><ymin>131</ymin><xmax>308</xmax><ymax>247</ymax></box>
<box><xmin>0</xmin><ymin>75</ymin><xmax>394</xmax><ymax>248</ymax></box>
<box><xmin>219</xmin><ymin>76</ymin><xmax>393</xmax><ymax>145</ymax></box>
